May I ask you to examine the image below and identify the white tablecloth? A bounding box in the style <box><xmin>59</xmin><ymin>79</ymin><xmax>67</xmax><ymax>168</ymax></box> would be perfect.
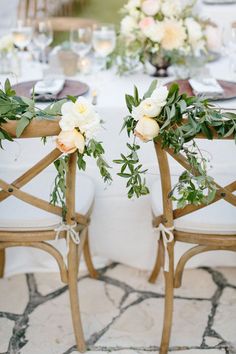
<box><xmin>1</xmin><ymin>1</ymin><xmax>236</xmax><ymax>276</ymax></box>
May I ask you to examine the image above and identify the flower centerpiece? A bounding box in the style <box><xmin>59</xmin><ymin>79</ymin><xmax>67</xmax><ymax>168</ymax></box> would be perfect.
<box><xmin>115</xmin><ymin>80</ymin><xmax>236</xmax><ymax>207</ymax></box>
<box><xmin>0</xmin><ymin>80</ymin><xmax>112</xmax><ymax>216</ymax></box>
<box><xmin>117</xmin><ymin>0</ymin><xmax>208</xmax><ymax>76</ymax></box>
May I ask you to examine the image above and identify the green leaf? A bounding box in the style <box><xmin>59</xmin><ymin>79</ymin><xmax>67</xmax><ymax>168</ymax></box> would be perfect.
<box><xmin>16</xmin><ymin>116</ymin><xmax>30</xmax><ymax>137</ymax></box>
<box><xmin>4</xmin><ymin>79</ymin><xmax>16</xmax><ymax>96</ymax></box>
<box><xmin>143</xmin><ymin>80</ymin><xmax>157</xmax><ymax>99</ymax></box>
<box><xmin>201</xmin><ymin>123</ymin><xmax>213</xmax><ymax>139</ymax></box>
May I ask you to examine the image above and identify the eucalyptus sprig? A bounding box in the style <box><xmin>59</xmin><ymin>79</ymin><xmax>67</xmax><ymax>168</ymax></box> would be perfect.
<box><xmin>115</xmin><ymin>80</ymin><xmax>236</xmax><ymax>207</ymax></box>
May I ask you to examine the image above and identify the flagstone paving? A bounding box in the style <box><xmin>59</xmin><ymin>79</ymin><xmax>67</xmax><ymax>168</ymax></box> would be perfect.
<box><xmin>0</xmin><ymin>263</ymin><xmax>236</xmax><ymax>354</ymax></box>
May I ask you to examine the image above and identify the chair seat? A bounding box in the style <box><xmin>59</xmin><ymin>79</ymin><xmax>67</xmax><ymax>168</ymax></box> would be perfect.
<box><xmin>151</xmin><ymin>180</ymin><xmax>236</xmax><ymax>235</ymax></box>
<box><xmin>0</xmin><ymin>172</ymin><xmax>95</xmax><ymax>231</ymax></box>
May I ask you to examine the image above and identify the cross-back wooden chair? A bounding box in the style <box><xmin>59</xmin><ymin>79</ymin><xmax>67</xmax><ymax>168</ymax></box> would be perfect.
<box><xmin>0</xmin><ymin>119</ymin><xmax>98</xmax><ymax>352</ymax></box>
<box><xmin>149</xmin><ymin>135</ymin><xmax>236</xmax><ymax>354</ymax></box>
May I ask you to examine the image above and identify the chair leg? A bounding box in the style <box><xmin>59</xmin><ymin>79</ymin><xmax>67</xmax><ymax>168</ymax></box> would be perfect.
<box><xmin>0</xmin><ymin>249</ymin><xmax>5</xmax><ymax>278</ymax></box>
<box><xmin>83</xmin><ymin>228</ymin><xmax>98</xmax><ymax>279</ymax></box>
<box><xmin>159</xmin><ymin>241</ymin><xmax>174</xmax><ymax>354</ymax></box>
<box><xmin>68</xmin><ymin>241</ymin><xmax>86</xmax><ymax>353</ymax></box>
<box><xmin>149</xmin><ymin>239</ymin><xmax>164</xmax><ymax>283</ymax></box>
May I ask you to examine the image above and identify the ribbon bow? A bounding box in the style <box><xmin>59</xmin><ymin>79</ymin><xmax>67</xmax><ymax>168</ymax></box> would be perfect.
<box><xmin>154</xmin><ymin>223</ymin><xmax>174</xmax><ymax>272</ymax></box>
<box><xmin>55</xmin><ymin>222</ymin><xmax>80</xmax><ymax>262</ymax></box>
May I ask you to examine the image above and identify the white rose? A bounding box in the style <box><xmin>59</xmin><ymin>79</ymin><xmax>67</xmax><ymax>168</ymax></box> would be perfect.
<box><xmin>60</xmin><ymin>98</ymin><xmax>101</xmax><ymax>138</ymax></box>
<box><xmin>59</xmin><ymin>113</ymin><xmax>78</xmax><ymax>131</ymax></box>
<box><xmin>161</xmin><ymin>0</ymin><xmax>181</xmax><ymax>18</ymax></box>
<box><xmin>141</xmin><ymin>0</ymin><xmax>161</xmax><ymax>16</ymax></box>
<box><xmin>132</xmin><ymin>97</ymin><xmax>164</xmax><ymax>120</ymax></box>
<box><xmin>134</xmin><ymin>116</ymin><xmax>160</xmax><ymax>142</ymax></box>
<box><xmin>121</xmin><ymin>15</ymin><xmax>138</xmax><ymax>36</ymax></box>
<box><xmin>185</xmin><ymin>17</ymin><xmax>203</xmax><ymax>46</ymax></box>
<box><xmin>79</xmin><ymin>112</ymin><xmax>101</xmax><ymax>140</ymax></box>
<box><xmin>151</xmin><ymin>85</ymin><xmax>169</xmax><ymax>106</ymax></box>
<box><xmin>142</xmin><ymin>21</ymin><xmax>164</xmax><ymax>42</ymax></box>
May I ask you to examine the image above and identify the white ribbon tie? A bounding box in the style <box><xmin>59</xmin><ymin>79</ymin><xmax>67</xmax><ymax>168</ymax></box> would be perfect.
<box><xmin>55</xmin><ymin>222</ymin><xmax>80</xmax><ymax>262</ymax></box>
<box><xmin>154</xmin><ymin>223</ymin><xmax>174</xmax><ymax>272</ymax></box>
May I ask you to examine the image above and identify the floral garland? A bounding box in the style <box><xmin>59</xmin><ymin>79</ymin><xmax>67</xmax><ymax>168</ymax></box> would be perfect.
<box><xmin>115</xmin><ymin>80</ymin><xmax>236</xmax><ymax>208</ymax></box>
<box><xmin>116</xmin><ymin>0</ymin><xmax>215</xmax><ymax>74</ymax></box>
<box><xmin>0</xmin><ymin>79</ymin><xmax>112</xmax><ymax>217</ymax></box>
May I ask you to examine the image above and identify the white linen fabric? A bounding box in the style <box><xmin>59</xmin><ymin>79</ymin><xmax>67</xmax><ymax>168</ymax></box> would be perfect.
<box><xmin>0</xmin><ymin>1</ymin><xmax>236</xmax><ymax>276</ymax></box>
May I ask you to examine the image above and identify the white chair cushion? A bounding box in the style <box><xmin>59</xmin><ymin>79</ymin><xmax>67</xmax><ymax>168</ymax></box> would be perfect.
<box><xmin>0</xmin><ymin>171</ymin><xmax>95</xmax><ymax>231</ymax></box>
<box><xmin>151</xmin><ymin>180</ymin><xmax>236</xmax><ymax>235</ymax></box>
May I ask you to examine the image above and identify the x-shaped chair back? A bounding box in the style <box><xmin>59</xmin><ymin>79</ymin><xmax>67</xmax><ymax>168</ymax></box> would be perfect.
<box><xmin>0</xmin><ymin>119</ymin><xmax>96</xmax><ymax>352</ymax></box>
<box><xmin>150</xmin><ymin>135</ymin><xmax>236</xmax><ymax>354</ymax></box>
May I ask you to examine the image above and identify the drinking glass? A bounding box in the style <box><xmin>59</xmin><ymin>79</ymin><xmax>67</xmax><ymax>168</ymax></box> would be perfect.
<box><xmin>12</xmin><ymin>24</ymin><xmax>32</xmax><ymax>51</ymax></box>
<box><xmin>92</xmin><ymin>23</ymin><xmax>116</xmax><ymax>69</ymax></box>
<box><xmin>33</xmin><ymin>20</ymin><xmax>53</xmax><ymax>68</ymax></box>
<box><xmin>70</xmin><ymin>27</ymin><xmax>92</xmax><ymax>58</ymax></box>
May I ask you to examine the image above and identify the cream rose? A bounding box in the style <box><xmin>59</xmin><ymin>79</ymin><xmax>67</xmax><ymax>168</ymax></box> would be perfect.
<box><xmin>134</xmin><ymin>116</ymin><xmax>160</xmax><ymax>142</ymax></box>
<box><xmin>141</xmin><ymin>20</ymin><xmax>164</xmax><ymax>42</ymax></box>
<box><xmin>161</xmin><ymin>0</ymin><xmax>181</xmax><ymax>18</ymax></box>
<box><xmin>132</xmin><ymin>98</ymin><xmax>161</xmax><ymax>120</ymax></box>
<box><xmin>141</xmin><ymin>0</ymin><xmax>160</xmax><ymax>16</ymax></box>
<box><xmin>161</xmin><ymin>19</ymin><xmax>186</xmax><ymax>50</ymax></box>
<box><xmin>151</xmin><ymin>85</ymin><xmax>169</xmax><ymax>106</ymax></box>
<box><xmin>60</xmin><ymin>97</ymin><xmax>101</xmax><ymax>139</ymax></box>
<box><xmin>56</xmin><ymin>129</ymin><xmax>85</xmax><ymax>154</ymax></box>
<box><xmin>121</xmin><ymin>15</ymin><xmax>138</xmax><ymax>36</ymax></box>
<box><xmin>185</xmin><ymin>17</ymin><xmax>204</xmax><ymax>52</ymax></box>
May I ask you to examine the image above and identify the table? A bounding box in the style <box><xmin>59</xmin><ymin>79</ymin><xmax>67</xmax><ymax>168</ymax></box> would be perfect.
<box><xmin>1</xmin><ymin>2</ymin><xmax>236</xmax><ymax>277</ymax></box>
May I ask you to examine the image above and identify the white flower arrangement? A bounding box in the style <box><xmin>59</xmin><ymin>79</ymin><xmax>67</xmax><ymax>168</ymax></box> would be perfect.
<box><xmin>117</xmin><ymin>0</ymin><xmax>210</xmax><ymax>74</ymax></box>
<box><xmin>56</xmin><ymin>97</ymin><xmax>101</xmax><ymax>154</ymax></box>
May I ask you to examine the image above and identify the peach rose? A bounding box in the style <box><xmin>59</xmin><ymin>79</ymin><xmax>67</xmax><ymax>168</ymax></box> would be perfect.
<box><xmin>139</xmin><ymin>17</ymin><xmax>155</xmax><ymax>31</ymax></box>
<box><xmin>134</xmin><ymin>116</ymin><xmax>160</xmax><ymax>142</ymax></box>
<box><xmin>56</xmin><ymin>129</ymin><xmax>85</xmax><ymax>154</ymax></box>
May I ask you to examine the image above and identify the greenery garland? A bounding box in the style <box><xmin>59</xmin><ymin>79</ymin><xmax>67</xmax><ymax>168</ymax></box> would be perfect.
<box><xmin>0</xmin><ymin>79</ymin><xmax>112</xmax><ymax>218</ymax></box>
<box><xmin>115</xmin><ymin>80</ymin><xmax>236</xmax><ymax>208</ymax></box>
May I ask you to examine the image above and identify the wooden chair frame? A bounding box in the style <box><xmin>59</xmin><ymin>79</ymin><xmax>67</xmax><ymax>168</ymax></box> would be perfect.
<box><xmin>0</xmin><ymin>120</ymin><xmax>98</xmax><ymax>352</ymax></box>
<box><xmin>149</xmin><ymin>136</ymin><xmax>236</xmax><ymax>354</ymax></box>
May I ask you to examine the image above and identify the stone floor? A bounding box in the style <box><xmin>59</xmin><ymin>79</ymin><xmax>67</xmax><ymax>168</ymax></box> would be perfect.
<box><xmin>0</xmin><ymin>263</ymin><xmax>236</xmax><ymax>354</ymax></box>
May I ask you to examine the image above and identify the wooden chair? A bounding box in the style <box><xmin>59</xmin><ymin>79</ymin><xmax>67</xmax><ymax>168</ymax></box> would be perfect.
<box><xmin>149</xmin><ymin>135</ymin><xmax>236</xmax><ymax>354</ymax></box>
<box><xmin>0</xmin><ymin>119</ymin><xmax>98</xmax><ymax>352</ymax></box>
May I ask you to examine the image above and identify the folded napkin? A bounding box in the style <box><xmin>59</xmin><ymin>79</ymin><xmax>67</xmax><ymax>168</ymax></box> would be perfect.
<box><xmin>32</xmin><ymin>79</ymin><xmax>65</xmax><ymax>100</ymax></box>
<box><xmin>189</xmin><ymin>78</ymin><xmax>224</xmax><ymax>99</ymax></box>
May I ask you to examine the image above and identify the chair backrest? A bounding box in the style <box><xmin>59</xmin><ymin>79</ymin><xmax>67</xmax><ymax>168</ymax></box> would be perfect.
<box><xmin>17</xmin><ymin>0</ymin><xmax>48</xmax><ymax>23</ymax></box>
<box><xmin>48</xmin><ymin>17</ymin><xmax>97</xmax><ymax>32</ymax></box>
<box><xmin>0</xmin><ymin>119</ymin><xmax>87</xmax><ymax>227</ymax></box>
<box><xmin>153</xmin><ymin>135</ymin><xmax>236</xmax><ymax>229</ymax></box>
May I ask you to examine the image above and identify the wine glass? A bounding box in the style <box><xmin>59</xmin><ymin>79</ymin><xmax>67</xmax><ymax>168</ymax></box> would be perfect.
<box><xmin>33</xmin><ymin>20</ymin><xmax>53</xmax><ymax>69</ymax></box>
<box><xmin>12</xmin><ymin>23</ymin><xmax>32</xmax><ymax>51</ymax></box>
<box><xmin>70</xmin><ymin>27</ymin><xmax>92</xmax><ymax>58</ymax></box>
<box><xmin>92</xmin><ymin>23</ymin><xmax>116</xmax><ymax>69</ymax></box>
